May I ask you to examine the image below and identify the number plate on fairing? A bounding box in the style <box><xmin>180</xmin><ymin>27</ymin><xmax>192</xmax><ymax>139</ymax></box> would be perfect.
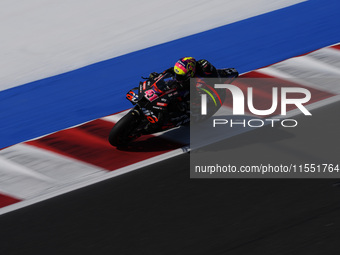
<box><xmin>144</xmin><ymin>89</ymin><xmax>159</xmax><ymax>102</ymax></box>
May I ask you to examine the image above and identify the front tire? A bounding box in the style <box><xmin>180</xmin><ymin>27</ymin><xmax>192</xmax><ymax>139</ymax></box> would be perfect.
<box><xmin>108</xmin><ymin>110</ymin><xmax>141</xmax><ymax>147</ymax></box>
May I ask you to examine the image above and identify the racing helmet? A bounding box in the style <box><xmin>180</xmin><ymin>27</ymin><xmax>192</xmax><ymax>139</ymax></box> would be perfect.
<box><xmin>173</xmin><ymin>57</ymin><xmax>197</xmax><ymax>85</ymax></box>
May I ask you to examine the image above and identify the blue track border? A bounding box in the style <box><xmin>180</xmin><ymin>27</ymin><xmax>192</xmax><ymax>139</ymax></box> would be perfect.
<box><xmin>1</xmin><ymin>0</ymin><xmax>340</xmax><ymax>148</ymax></box>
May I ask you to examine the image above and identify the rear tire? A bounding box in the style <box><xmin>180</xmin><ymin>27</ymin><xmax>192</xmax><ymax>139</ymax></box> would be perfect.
<box><xmin>108</xmin><ymin>110</ymin><xmax>141</xmax><ymax>147</ymax></box>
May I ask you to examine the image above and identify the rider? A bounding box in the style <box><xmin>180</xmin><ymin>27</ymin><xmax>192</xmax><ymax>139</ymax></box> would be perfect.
<box><xmin>146</xmin><ymin>57</ymin><xmax>238</xmax><ymax>132</ymax></box>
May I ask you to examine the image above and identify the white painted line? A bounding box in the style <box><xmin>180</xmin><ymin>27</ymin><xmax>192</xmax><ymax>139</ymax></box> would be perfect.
<box><xmin>0</xmin><ymin>143</ymin><xmax>109</xmax><ymax>200</ymax></box>
<box><xmin>0</xmin><ymin>145</ymin><xmax>189</xmax><ymax>216</ymax></box>
<box><xmin>256</xmin><ymin>67</ymin><xmax>337</xmax><ymax>94</ymax></box>
<box><xmin>257</xmin><ymin>63</ymin><xmax>340</xmax><ymax>95</ymax></box>
<box><xmin>290</xmin><ymin>55</ymin><xmax>340</xmax><ymax>75</ymax></box>
<box><xmin>102</xmin><ymin>110</ymin><xmax>130</xmax><ymax>123</ymax></box>
<box><xmin>0</xmin><ymin>156</ymin><xmax>55</xmax><ymax>183</ymax></box>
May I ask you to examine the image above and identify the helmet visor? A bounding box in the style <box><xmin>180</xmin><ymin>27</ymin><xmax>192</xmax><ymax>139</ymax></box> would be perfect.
<box><xmin>175</xmin><ymin>73</ymin><xmax>188</xmax><ymax>84</ymax></box>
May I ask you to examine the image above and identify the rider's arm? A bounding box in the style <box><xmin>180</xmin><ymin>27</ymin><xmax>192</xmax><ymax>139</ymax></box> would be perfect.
<box><xmin>148</xmin><ymin>67</ymin><xmax>175</xmax><ymax>80</ymax></box>
<box><xmin>221</xmin><ymin>68</ymin><xmax>239</xmax><ymax>78</ymax></box>
<box><xmin>197</xmin><ymin>59</ymin><xmax>218</xmax><ymax>77</ymax></box>
<box><xmin>197</xmin><ymin>59</ymin><xmax>239</xmax><ymax>79</ymax></box>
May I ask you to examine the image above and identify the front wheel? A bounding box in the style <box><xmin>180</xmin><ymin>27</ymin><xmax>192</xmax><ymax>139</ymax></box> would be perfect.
<box><xmin>108</xmin><ymin>109</ymin><xmax>142</xmax><ymax>147</ymax></box>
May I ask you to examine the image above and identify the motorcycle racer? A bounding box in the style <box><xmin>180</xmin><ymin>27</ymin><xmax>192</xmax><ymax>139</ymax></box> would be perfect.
<box><xmin>145</xmin><ymin>57</ymin><xmax>239</xmax><ymax>132</ymax></box>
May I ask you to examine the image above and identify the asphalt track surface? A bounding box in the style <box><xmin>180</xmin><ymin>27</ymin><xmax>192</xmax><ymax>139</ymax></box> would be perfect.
<box><xmin>1</xmin><ymin>102</ymin><xmax>340</xmax><ymax>255</ymax></box>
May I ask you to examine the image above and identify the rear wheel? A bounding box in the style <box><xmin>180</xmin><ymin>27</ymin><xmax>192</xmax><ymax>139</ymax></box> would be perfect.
<box><xmin>108</xmin><ymin>110</ymin><xmax>142</xmax><ymax>147</ymax></box>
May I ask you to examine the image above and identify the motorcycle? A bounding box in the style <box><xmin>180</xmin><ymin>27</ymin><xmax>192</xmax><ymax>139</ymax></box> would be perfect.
<box><xmin>108</xmin><ymin>68</ymin><xmax>238</xmax><ymax>147</ymax></box>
